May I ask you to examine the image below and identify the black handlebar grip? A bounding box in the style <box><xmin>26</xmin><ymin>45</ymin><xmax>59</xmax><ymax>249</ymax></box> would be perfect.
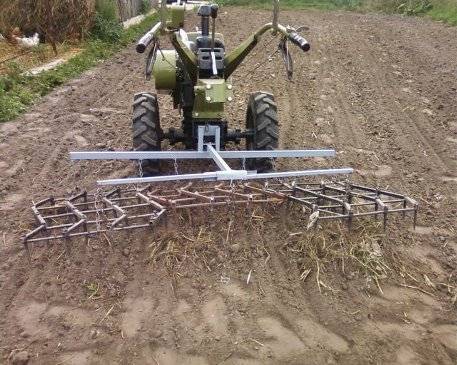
<box><xmin>136</xmin><ymin>43</ymin><xmax>147</xmax><ymax>54</ymax></box>
<box><xmin>211</xmin><ymin>4</ymin><xmax>219</xmax><ymax>18</ymax></box>
<box><xmin>288</xmin><ymin>32</ymin><xmax>310</xmax><ymax>52</ymax></box>
<box><xmin>136</xmin><ymin>33</ymin><xmax>153</xmax><ymax>53</ymax></box>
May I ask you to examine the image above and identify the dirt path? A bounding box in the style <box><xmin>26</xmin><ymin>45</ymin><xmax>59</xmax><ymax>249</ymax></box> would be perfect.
<box><xmin>1</xmin><ymin>7</ymin><xmax>457</xmax><ymax>365</ymax></box>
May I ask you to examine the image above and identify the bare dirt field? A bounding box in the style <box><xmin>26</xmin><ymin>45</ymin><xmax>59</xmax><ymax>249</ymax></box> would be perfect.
<box><xmin>1</xmin><ymin>7</ymin><xmax>457</xmax><ymax>365</ymax></box>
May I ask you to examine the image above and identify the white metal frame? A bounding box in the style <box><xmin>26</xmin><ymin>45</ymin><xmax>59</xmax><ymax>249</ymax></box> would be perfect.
<box><xmin>70</xmin><ymin>126</ymin><xmax>353</xmax><ymax>186</ymax></box>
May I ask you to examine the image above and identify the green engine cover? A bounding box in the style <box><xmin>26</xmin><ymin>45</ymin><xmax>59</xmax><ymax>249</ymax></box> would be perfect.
<box><xmin>193</xmin><ymin>79</ymin><xmax>233</xmax><ymax>119</ymax></box>
<box><xmin>152</xmin><ymin>50</ymin><xmax>177</xmax><ymax>91</ymax></box>
<box><xmin>167</xmin><ymin>4</ymin><xmax>185</xmax><ymax>29</ymax></box>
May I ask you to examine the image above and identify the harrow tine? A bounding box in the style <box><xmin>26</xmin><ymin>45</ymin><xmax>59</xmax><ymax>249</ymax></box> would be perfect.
<box><xmin>22</xmin><ymin>239</ymin><xmax>32</xmax><ymax>263</ymax></box>
<box><xmin>21</xmin><ymin>180</ymin><xmax>418</xmax><ymax>253</ymax></box>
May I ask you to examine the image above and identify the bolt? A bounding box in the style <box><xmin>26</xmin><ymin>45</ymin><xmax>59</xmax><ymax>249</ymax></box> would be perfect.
<box><xmin>227</xmin><ymin>84</ymin><xmax>232</xmax><ymax>90</ymax></box>
<box><xmin>195</xmin><ymin>113</ymin><xmax>199</xmax><ymax>117</ymax></box>
<box><xmin>206</xmin><ymin>96</ymin><xmax>212</xmax><ymax>102</ymax></box>
<box><xmin>206</xmin><ymin>84</ymin><xmax>212</xmax><ymax>90</ymax></box>
<box><xmin>227</xmin><ymin>96</ymin><xmax>233</xmax><ymax>101</ymax></box>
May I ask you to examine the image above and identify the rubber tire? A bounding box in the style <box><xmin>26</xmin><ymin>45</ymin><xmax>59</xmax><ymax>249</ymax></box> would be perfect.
<box><xmin>132</xmin><ymin>93</ymin><xmax>162</xmax><ymax>176</ymax></box>
<box><xmin>245</xmin><ymin>92</ymin><xmax>279</xmax><ymax>172</ymax></box>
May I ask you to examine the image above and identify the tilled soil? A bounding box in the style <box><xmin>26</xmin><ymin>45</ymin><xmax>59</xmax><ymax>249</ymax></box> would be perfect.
<box><xmin>1</xmin><ymin>7</ymin><xmax>457</xmax><ymax>365</ymax></box>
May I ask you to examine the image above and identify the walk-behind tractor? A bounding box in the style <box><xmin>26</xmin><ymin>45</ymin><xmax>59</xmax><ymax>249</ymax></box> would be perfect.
<box><xmin>22</xmin><ymin>1</ymin><xmax>418</xmax><ymax>257</ymax></box>
<box><xmin>72</xmin><ymin>0</ymin><xmax>349</xmax><ymax>184</ymax></box>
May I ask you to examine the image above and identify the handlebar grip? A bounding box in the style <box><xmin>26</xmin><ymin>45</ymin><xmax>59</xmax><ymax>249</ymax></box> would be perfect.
<box><xmin>288</xmin><ymin>32</ymin><xmax>310</xmax><ymax>52</ymax></box>
<box><xmin>136</xmin><ymin>33</ymin><xmax>153</xmax><ymax>53</ymax></box>
<box><xmin>211</xmin><ymin>4</ymin><xmax>219</xmax><ymax>18</ymax></box>
<box><xmin>136</xmin><ymin>22</ymin><xmax>162</xmax><ymax>53</ymax></box>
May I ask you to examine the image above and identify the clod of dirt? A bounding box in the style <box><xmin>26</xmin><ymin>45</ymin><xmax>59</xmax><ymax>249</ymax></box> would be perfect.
<box><xmin>151</xmin><ymin>329</ymin><xmax>163</xmax><ymax>338</ymax></box>
<box><xmin>230</xmin><ymin>243</ymin><xmax>241</xmax><ymax>253</ymax></box>
<box><xmin>10</xmin><ymin>350</ymin><xmax>30</xmax><ymax>365</ymax></box>
<box><xmin>122</xmin><ymin>248</ymin><xmax>130</xmax><ymax>257</ymax></box>
<box><xmin>90</xmin><ymin>329</ymin><xmax>99</xmax><ymax>339</ymax></box>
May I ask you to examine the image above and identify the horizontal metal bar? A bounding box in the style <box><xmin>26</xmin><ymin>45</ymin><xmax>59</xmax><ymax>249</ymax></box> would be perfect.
<box><xmin>70</xmin><ymin>149</ymin><xmax>336</xmax><ymax>160</ymax></box>
<box><xmin>243</xmin><ymin>168</ymin><xmax>353</xmax><ymax>180</ymax></box>
<box><xmin>318</xmin><ymin>207</ymin><xmax>416</xmax><ymax>220</ymax></box>
<box><xmin>99</xmin><ymin>172</ymin><xmax>220</xmax><ymax>185</ymax></box>
<box><xmin>97</xmin><ymin>168</ymin><xmax>353</xmax><ymax>186</ymax></box>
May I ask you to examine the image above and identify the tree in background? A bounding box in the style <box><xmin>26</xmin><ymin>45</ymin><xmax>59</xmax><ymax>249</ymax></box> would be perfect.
<box><xmin>0</xmin><ymin>0</ymin><xmax>96</xmax><ymax>54</ymax></box>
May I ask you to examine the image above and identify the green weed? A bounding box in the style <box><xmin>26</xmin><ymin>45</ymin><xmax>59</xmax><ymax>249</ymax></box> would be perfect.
<box><xmin>91</xmin><ymin>0</ymin><xmax>123</xmax><ymax>42</ymax></box>
<box><xmin>141</xmin><ymin>0</ymin><xmax>152</xmax><ymax>14</ymax></box>
<box><xmin>428</xmin><ymin>0</ymin><xmax>457</xmax><ymax>25</ymax></box>
<box><xmin>0</xmin><ymin>13</ymin><xmax>158</xmax><ymax>123</ymax></box>
<box><xmin>218</xmin><ymin>0</ymin><xmax>361</xmax><ymax>10</ymax></box>
<box><xmin>220</xmin><ymin>0</ymin><xmax>457</xmax><ymax>21</ymax></box>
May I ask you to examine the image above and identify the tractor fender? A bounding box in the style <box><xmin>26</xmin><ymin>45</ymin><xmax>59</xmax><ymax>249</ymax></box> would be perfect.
<box><xmin>153</xmin><ymin>50</ymin><xmax>177</xmax><ymax>91</ymax></box>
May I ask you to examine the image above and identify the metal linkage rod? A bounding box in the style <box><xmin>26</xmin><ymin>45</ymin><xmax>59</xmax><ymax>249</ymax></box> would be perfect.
<box><xmin>97</xmin><ymin>168</ymin><xmax>353</xmax><ymax>186</ymax></box>
<box><xmin>70</xmin><ymin>149</ymin><xmax>337</xmax><ymax>161</ymax></box>
<box><xmin>206</xmin><ymin>144</ymin><xmax>232</xmax><ymax>171</ymax></box>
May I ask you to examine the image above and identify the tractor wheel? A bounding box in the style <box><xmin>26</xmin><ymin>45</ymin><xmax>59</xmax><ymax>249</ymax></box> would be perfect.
<box><xmin>245</xmin><ymin>92</ymin><xmax>279</xmax><ymax>172</ymax></box>
<box><xmin>132</xmin><ymin>92</ymin><xmax>162</xmax><ymax>176</ymax></box>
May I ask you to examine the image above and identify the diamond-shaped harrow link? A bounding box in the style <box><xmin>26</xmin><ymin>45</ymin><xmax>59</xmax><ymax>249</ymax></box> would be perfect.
<box><xmin>22</xmin><ymin>181</ymin><xmax>418</xmax><ymax>259</ymax></box>
<box><xmin>267</xmin><ymin>181</ymin><xmax>418</xmax><ymax>230</ymax></box>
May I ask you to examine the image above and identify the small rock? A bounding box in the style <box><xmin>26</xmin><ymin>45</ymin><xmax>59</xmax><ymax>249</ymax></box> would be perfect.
<box><xmin>422</xmin><ymin>108</ymin><xmax>434</xmax><ymax>116</ymax></box>
<box><xmin>90</xmin><ymin>329</ymin><xmax>99</xmax><ymax>339</ymax></box>
<box><xmin>11</xmin><ymin>350</ymin><xmax>30</xmax><ymax>365</ymax></box>
<box><xmin>230</xmin><ymin>243</ymin><xmax>241</xmax><ymax>253</ymax></box>
<box><xmin>122</xmin><ymin>248</ymin><xmax>130</xmax><ymax>257</ymax></box>
<box><xmin>96</xmin><ymin>143</ymin><xmax>106</xmax><ymax>149</ymax></box>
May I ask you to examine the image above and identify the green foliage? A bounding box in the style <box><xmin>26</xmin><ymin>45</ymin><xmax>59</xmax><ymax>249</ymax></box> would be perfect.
<box><xmin>29</xmin><ymin>44</ymin><xmax>51</xmax><ymax>62</ymax></box>
<box><xmin>219</xmin><ymin>0</ymin><xmax>457</xmax><ymax>25</ymax></box>
<box><xmin>0</xmin><ymin>63</ymin><xmax>36</xmax><ymax>122</ymax></box>
<box><xmin>367</xmin><ymin>0</ymin><xmax>432</xmax><ymax>15</ymax></box>
<box><xmin>217</xmin><ymin>0</ymin><xmax>361</xmax><ymax>10</ymax></box>
<box><xmin>91</xmin><ymin>13</ymin><xmax>123</xmax><ymax>42</ymax></box>
<box><xmin>428</xmin><ymin>0</ymin><xmax>457</xmax><ymax>25</ymax></box>
<box><xmin>400</xmin><ymin>0</ymin><xmax>432</xmax><ymax>15</ymax></box>
<box><xmin>141</xmin><ymin>0</ymin><xmax>152</xmax><ymax>14</ymax></box>
<box><xmin>86</xmin><ymin>282</ymin><xmax>100</xmax><ymax>299</ymax></box>
<box><xmin>95</xmin><ymin>0</ymin><xmax>118</xmax><ymax>21</ymax></box>
<box><xmin>0</xmin><ymin>13</ymin><xmax>158</xmax><ymax>123</ymax></box>
<box><xmin>91</xmin><ymin>0</ymin><xmax>123</xmax><ymax>42</ymax></box>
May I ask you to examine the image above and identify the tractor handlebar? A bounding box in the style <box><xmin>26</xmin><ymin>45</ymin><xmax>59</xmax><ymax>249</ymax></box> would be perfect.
<box><xmin>136</xmin><ymin>22</ymin><xmax>163</xmax><ymax>54</ymax></box>
<box><xmin>288</xmin><ymin>32</ymin><xmax>310</xmax><ymax>52</ymax></box>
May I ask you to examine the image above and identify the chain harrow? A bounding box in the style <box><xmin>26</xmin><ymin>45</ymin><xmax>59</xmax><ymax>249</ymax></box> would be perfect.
<box><xmin>22</xmin><ymin>181</ymin><xmax>418</xmax><ymax>259</ymax></box>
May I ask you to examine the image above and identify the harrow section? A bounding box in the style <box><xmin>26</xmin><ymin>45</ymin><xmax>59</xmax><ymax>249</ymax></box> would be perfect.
<box><xmin>23</xmin><ymin>181</ymin><xmax>418</xmax><ymax>259</ymax></box>
<box><xmin>266</xmin><ymin>181</ymin><xmax>418</xmax><ymax>229</ymax></box>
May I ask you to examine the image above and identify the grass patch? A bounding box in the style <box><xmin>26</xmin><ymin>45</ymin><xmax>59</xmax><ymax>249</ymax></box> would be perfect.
<box><xmin>220</xmin><ymin>0</ymin><xmax>457</xmax><ymax>24</ymax></box>
<box><xmin>218</xmin><ymin>0</ymin><xmax>362</xmax><ymax>10</ymax></box>
<box><xmin>0</xmin><ymin>12</ymin><xmax>158</xmax><ymax>123</ymax></box>
<box><xmin>428</xmin><ymin>0</ymin><xmax>457</xmax><ymax>25</ymax></box>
